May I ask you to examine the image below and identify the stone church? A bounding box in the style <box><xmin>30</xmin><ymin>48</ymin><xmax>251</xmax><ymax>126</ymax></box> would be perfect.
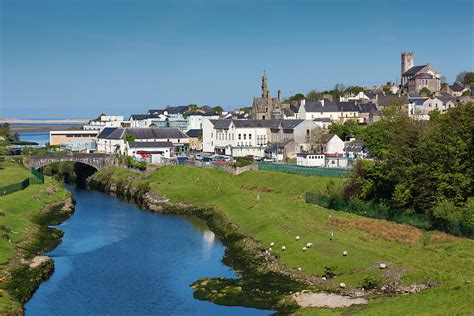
<box><xmin>251</xmin><ymin>74</ymin><xmax>282</xmax><ymax>120</ymax></box>
<box><xmin>401</xmin><ymin>51</ymin><xmax>441</xmax><ymax>94</ymax></box>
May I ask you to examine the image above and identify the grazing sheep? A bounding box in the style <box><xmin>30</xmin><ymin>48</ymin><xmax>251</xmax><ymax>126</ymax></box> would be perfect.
<box><xmin>281</xmin><ymin>246</ymin><xmax>286</xmax><ymax>251</ymax></box>
<box><xmin>379</xmin><ymin>263</ymin><xmax>387</xmax><ymax>269</ymax></box>
<box><xmin>302</xmin><ymin>247</ymin><xmax>307</xmax><ymax>251</ymax></box>
<box><xmin>295</xmin><ymin>235</ymin><xmax>301</xmax><ymax>240</ymax></box>
<box><xmin>297</xmin><ymin>267</ymin><xmax>302</xmax><ymax>271</ymax></box>
<box><xmin>270</xmin><ymin>242</ymin><xmax>275</xmax><ymax>247</ymax></box>
<box><xmin>322</xmin><ymin>277</ymin><xmax>327</xmax><ymax>281</ymax></box>
<box><xmin>306</xmin><ymin>242</ymin><xmax>313</xmax><ymax>248</ymax></box>
<box><xmin>268</xmin><ymin>247</ymin><xmax>272</xmax><ymax>252</ymax></box>
<box><xmin>340</xmin><ymin>283</ymin><xmax>346</xmax><ymax>288</ymax></box>
<box><xmin>343</xmin><ymin>251</ymin><xmax>348</xmax><ymax>256</ymax></box>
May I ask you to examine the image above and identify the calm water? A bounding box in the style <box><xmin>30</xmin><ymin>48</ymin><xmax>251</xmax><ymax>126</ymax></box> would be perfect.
<box><xmin>19</xmin><ymin>132</ymin><xmax>49</xmax><ymax>146</ymax></box>
<box><xmin>25</xmin><ymin>185</ymin><xmax>269</xmax><ymax>315</ymax></box>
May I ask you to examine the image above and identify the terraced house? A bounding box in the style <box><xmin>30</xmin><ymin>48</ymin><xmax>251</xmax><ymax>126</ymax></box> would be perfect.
<box><xmin>202</xmin><ymin>119</ymin><xmax>319</xmax><ymax>157</ymax></box>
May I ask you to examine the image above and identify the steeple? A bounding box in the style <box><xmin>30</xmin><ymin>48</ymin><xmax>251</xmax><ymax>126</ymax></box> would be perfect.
<box><xmin>261</xmin><ymin>72</ymin><xmax>268</xmax><ymax>98</ymax></box>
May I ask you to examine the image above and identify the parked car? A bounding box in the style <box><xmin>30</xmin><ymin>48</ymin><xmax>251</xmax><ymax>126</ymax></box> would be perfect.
<box><xmin>212</xmin><ymin>155</ymin><xmax>232</xmax><ymax>163</ymax></box>
<box><xmin>263</xmin><ymin>157</ymin><xmax>276</xmax><ymax>163</ymax></box>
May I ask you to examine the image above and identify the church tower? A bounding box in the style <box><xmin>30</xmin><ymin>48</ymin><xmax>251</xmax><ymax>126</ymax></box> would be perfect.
<box><xmin>261</xmin><ymin>73</ymin><xmax>269</xmax><ymax>98</ymax></box>
<box><xmin>401</xmin><ymin>51</ymin><xmax>414</xmax><ymax>76</ymax></box>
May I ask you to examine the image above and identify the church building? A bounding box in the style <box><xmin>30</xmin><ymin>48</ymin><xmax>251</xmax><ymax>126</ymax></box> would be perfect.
<box><xmin>251</xmin><ymin>74</ymin><xmax>282</xmax><ymax>120</ymax></box>
<box><xmin>400</xmin><ymin>51</ymin><xmax>441</xmax><ymax>94</ymax></box>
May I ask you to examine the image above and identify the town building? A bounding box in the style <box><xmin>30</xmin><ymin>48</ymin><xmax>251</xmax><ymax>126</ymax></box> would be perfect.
<box><xmin>97</xmin><ymin>127</ymin><xmax>189</xmax><ymax>155</ymax></box>
<box><xmin>126</xmin><ymin>141</ymin><xmax>175</xmax><ymax>164</ymax></box>
<box><xmin>186</xmin><ymin>129</ymin><xmax>202</xmax><ymax>151</ymax></box>
<box><xmin>401</xmin><ymin>51</ymin><xmax>441</xmax><ymax>93</ymax></box>
<box><xmin>49</xmin><ymin>130</ymin><xmax>99</xmax><ymax>148</ymax></box>
<box><xmin>251</xmin><ymin>74</ymin><xmax>283</xmax><ymax>120</ymax></box>
<box><xmin>296</xmin><ymin>153</ymin><xmax>325</xmax><ymax>167</ymax></box>
<box><xmin>202</xmin><ymin>119</ymin><xmax>319</xmax><ymax>157</ymax></box>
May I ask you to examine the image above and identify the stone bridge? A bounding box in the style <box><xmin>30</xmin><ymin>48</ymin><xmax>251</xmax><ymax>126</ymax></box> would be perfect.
<box><xmin>27</xmin><ymin>153</ymin><xmax>117</xmax><ymax>170</ymax></box>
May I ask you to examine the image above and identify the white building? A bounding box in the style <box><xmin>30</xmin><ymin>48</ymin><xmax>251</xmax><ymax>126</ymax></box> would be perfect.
<box><xmin>202</xmin><ymin>119</ymin><xmax>319</xmax><ymax>157</ymax></box>
<box><xmin>339</xmin><ymin>91</ymin><xmax>370</xmax><ymax>102</ymax></box>
<box><xmin>126</xmin><ymin>141</ymin><xmax>175</xmax><ymax>164</ymax></box>
<box><xmin>83</xmin><ymin>115</ymin><xmax>127</xmax><ymax>130</ymax></box>
<box><xmin>187</xmin><ymin>112</ymin><xmax>220</xmax><ymax>130</ymax></box>
<box><xmin>297</xmin><ymin>153</ymin><xmax>325</xmax><ymax>167</ymax></box>
<box><xmin>97</xmin><ymin>127</ymin><xmax>189</xmax><ymax>155</ymax></box>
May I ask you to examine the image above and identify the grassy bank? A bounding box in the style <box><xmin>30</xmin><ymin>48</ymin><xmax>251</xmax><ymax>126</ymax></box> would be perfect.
<box><xmin>0</xmin><ymin>161</ymin><xmax>73</xmax><ymax>314</ymax></box>
<box><xmin>89</xmin><ymin>165</ymin><xmax>473</xmax><ymax>315</ymax></box>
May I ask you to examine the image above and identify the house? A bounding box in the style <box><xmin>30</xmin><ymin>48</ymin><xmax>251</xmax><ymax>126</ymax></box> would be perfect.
<box><xmin>371</xmin><ymin>93</ymin><xmax>409</xmax><ymax>109</ymax></box>
<box><xmin>296</xmin><ymin>153</ymin><xmax>325</xmax><ymax>167</ymax></box>
<box><xmin>83</xmin><ymin>115</ymin><xmax>127</xmax><ymax>131</ymax></box>
<box><xmin>445</xmin><ymin>84</ymin><xmax>467</xmax><ymax>97</ymax></box>
<box><xmin>337</xmin><ymin>101</ymin><xmax>360</xmax><ymax>123</ymax></box>
<box><xmin>126</xmin><ymin>141</ymin><xmax>175</xmax><ymax>164</ymax></box>
<box><xmin>97</xmin><ymin>127</ymin><xmax>189</xmax><ymax>155</ymax></box>
<box><xmin>339</xmin><ymin>91</ymin><xmax>370</xmax><ymax>102</ymax></box>
<box><xmin>313</xmin><ymin>134</ymin><xmax>345</xmax><ymax>156</ymax></box>
<box><xmin>129</xmin><ymin>106</ymin><xmax>190</xmax><ymax>131</ymax></box>
<box><xmin>313</xmin><ymin>118</ymin><xmax>332</xmax><ymax>129</ymax></box>
<box><xmin>251</xmin><ymin>74</ymin><xmax>283</xmax><ymax>120</ymax></box>
<box><xmin>202</xmin><ymin>119</ymin><xmax>319</xmax><ymax>157</ymax></box>
<box><xmin>129</xmin><ymin>114</ymin><xmax>149</xmax><ymax>128</ymax></box>
<box><xmin>186</xmin><ymin>129</ymin><xmax>202</xmax><ymax>151</ymax></box>
<box><xmin>400</xmin><ymin>52</ymin><xmax>441</xmax><ymax>93</ymax></box>
<box><xmin>344</xmin><ymin>139</ymin><xmax>368</xmax><ymax>167</ymax></box>
<box><xmin>186</xmin><ymin>112</ymin><xmax>220</xmax><ymax>130</ymax></box>
<box><xmin>298</xmin><ymin>99</ymin><xmax>340</xmax><ymax>121</ymax></box>
<box><xmin>264</xmin><ymin>140</ymin><xmax>298</xmax><ymax>161</ymax></box>
<box><xmin>357</xmin><ymin>103</ymin><xmax>378</xmax><ymax>124</ymax></box>
<box><xmin>325</xmin><ymin>155</ymin><xmax>348</xmax><ymax>168</ymax></box>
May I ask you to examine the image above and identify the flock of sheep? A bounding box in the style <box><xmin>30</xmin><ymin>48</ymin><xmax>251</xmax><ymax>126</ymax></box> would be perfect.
<box><xmin>265</xmin><ymin>235</ymin><xmax>387</xmax><ymax>289</ymax></box>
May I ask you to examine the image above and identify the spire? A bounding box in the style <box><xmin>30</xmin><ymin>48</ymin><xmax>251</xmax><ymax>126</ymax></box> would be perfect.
<box><xmin>261</xmin><ymin>71</ymin><xmax>268</xmax><ymax>98</ymax></box>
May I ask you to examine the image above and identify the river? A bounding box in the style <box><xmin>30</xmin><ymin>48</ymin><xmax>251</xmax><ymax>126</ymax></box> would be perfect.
<box><xmin>25</xmin><ymin>185</ymin><xmax>270</xmax><ymax>315</ymax></box>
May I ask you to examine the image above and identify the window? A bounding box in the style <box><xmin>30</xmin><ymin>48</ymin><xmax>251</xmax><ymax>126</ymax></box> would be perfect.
<box><xmin>249</xmin><ymin>134</ymin><xmax>252</xmax><ymax>140</ymax></box>
<box><xmin>244</xmin><ymin>134</ymin><xmax>247</xmax><ymax>140</ymax></box>
<box><xmin>306</xmin><ymin>129</ymin><xmax>310</xmax><ymax>136</ymax></box>
<box><xmin>238</xmin><ymin>134</ymin><xmax>241</xmax><ymax>140</ymax></box>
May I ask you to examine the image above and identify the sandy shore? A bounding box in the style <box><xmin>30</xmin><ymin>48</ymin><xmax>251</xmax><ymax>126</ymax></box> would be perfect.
<box><xmin>0</xmin><ymin>118</ymin><xmax>90</xmax><ymax>124</ymax></box>
<box><xmin>9</xmin><ymin>125</ymin><xmax>84</xmax><ymax>132</ymax></box>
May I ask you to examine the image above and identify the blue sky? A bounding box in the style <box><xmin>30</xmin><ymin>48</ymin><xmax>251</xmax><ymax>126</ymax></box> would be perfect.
<box><xmin>1</xmin><ymin>0</ymin><xmax>473</xmax><ymax>118</ymax></box>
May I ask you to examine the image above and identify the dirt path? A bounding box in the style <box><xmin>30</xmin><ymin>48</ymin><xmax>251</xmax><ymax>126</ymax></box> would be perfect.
<box><xmin>292</xmin><ymin>292</ymin><xmax>368</xmax><ymax>308</ymax></box>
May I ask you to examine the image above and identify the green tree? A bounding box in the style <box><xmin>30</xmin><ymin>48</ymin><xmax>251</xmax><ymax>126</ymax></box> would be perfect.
<box><xmin>188</xmin><ymin>104</ymin><xmax>198</xmax><ymax>111</ymax></box>
<box><xmin>462</xmin><ymin>89</ymin><xmax>472</xmax><ymax>96</ymax></box>
<box><xmin>213</xmin><ymin>106</ymin><xmax>224</xmax><ymax>113</ymax></box>
<box><xmin>328</xmin><ymin>120</ymin><xmax>361</xmax><ymax>141</ymax></box>
<box><xmin>344</xmin><ymin>86</ymin><xmax>364</xmax><ymax>95</ymax></box>
<box><xmin>124</xmin><ymin>133</ymin><xmax>136</xmax><ymax>142</ymax></box>
<box><xmin>419</xmin><ymin>87</ymin><xmax>431</xmax><ymax>96</ymax></box>
<box><xmin>306</xmin><ymin>89</ymin><xmax>323</xmax><ymax>102</ymax></box>
<box><xmin>383</xmin><ymin>85</ymin><xmax>394</xmax><ymax>95</ymax></box>
<box><xmin>462</xmin><ymin>72</ymin><xmax>474</xmax><ymax>85</ymax></box>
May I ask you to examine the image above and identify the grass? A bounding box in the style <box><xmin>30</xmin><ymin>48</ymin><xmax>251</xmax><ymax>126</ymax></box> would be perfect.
<box><xmin>0</xmin><ymin>161</ymin><xmax>32</xmax><ymax>186</ymax></box>
<box><xmin>93</xmin><ymin>165</ymin><xmax>474</xmax><ymax>315</ymax></box>
<box><xmin>0</xmin><ymin>162</ymin><xmax>70</xmax><ymax>313</ymax></box>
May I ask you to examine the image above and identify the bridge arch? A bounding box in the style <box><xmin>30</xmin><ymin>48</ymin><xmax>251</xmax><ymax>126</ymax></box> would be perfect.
<box><xmin>27</xmin><ymin>154</ymin><xmax>117</xmax><ymax>171</ymax></box>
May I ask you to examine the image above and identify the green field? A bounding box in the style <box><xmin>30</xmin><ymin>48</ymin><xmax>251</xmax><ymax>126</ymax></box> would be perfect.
<box><xmin>0</xmin><ymin>161</ymin><xmax>32</xmax><ymax>186</ymax></box>
<box><xmin>94</xmin><ymin>165</ymin><xmax>474</xmax><ymax>315</ymax></box>
<box><xmin>0</xmin><ymin>161</ymin><xmax>70</xmax><ymax>313</ymax></box>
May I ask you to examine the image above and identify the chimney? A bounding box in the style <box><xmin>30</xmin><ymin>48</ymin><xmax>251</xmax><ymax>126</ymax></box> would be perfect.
<box><xmin>300</xmin><ymin>99</ymin><xmax>306</xmax><ymax>106</ymax></box>
<box><xmin>321</xmin><ymin>99</ymin><xmax>325</xmax><ymax>107</ymax></box>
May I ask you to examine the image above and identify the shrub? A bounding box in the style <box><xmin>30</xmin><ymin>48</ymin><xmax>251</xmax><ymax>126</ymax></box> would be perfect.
<box><xmin>323</xmin><ymin>265</ymin><xmax>337</xmax><ymax>279</ymax></box>
<box><xmin>361</xmin><ymin>275</ymin><xmax>380</xmax><ymax>289</ymax></box>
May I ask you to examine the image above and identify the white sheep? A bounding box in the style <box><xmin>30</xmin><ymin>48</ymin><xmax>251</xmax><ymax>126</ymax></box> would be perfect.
<box><xmin>339</xmin><ymin>283</ymin><xmax>346</xmax><ymax>288</ymax></box>
<box><xmin>322</xmin><ymin>277</ymin><xmax>327</xmax><ymax>281</ymax></box>
<box><xmin>281</xmin><ymin>245</ymin><xmax>286</xmax><ymax>251</ymax></box>
<box><xmin>297</xmin><ymin>267</ymin><xmax>302</xmax><ymax>271</ymax></box>
<box><xmin>295</xmin><ymin>235</ymin><xmax>301</xmax><ymax>241</ymax></box>
<box><xmin>270</xmin><ymin>242</ymin><xmax>275</xmax><ymax>247</ymax></box>
<box><xmin>302</xmin><ymin>247</ymin><xmax>307</xmax><ymax>251</ymax></box>
<box><xmin>343</xmin><ymin>251</ymin><xmax>348</xmax><ymax>256</ymax></box>
<box><xmin>306</xmin><ymin>242</ymin><xmax>313</xmax><ymax>248</ymax></box>
<box><xmin>268</xmin><ymin>247</ymin><xmax>272</xmax><ymax>252</ymax></box>
<box><xmin>379</xmin><ymin>263</ymin><xmax>387</xmax><ymax>269</ymax></box>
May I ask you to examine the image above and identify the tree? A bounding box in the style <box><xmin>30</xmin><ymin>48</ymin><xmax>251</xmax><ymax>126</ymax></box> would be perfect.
<box><xmin>213</xmin><ymin>106</ymin><xmax>224</xmax><ymax>113</ymax></box>
<box><xmin>328</xmin><ymin>120</ymin><xmax>362</xmax><ymax>141</ymax></box>
<box><xmin>308</xmin><ymin>127</ymin><xmax>324</xmax><ymax>152</ymax></box>
<box><xmin>419</xmin><ymin>87</ymin><xmax>431</xmax><ymax>96</ymax></box>
<box><xmin>462</xmin><ymin>89</ymin><xmax>472</xmax><ymax>96</ymax></box>
<box><xmin>188</xmin><ymin>104</ymin><xmax>198</xmax><ymax>111</ymax></box>
<box><xmin>306</xmin><ymin>89</ymin><xmax>323</xmax><ymax>102</ymax></box>
<box><xmin>462</xmin><ymin>72</ymin><xmax>474</xmax><ymax>85</ymax></box>
<box><xmin>383</xmin><ymin>85</ymin><xmax>394</xmax><ymax>95</ymax></box>
<box><xmin>284</xmin><ymin>93</ymin><xmax>305</xmax><ymax>103</ymax></box>
<box><xmin>124</xmin><ymin>133</ymin><xmax>136</xmax><ymax>142</ymax></box>
<box><xmin>344</xmin><ymin>86</ymin><xmax>364</xmax><ymax>95</ymax></box>
<box><xmin>455</xmin><ymin>71</ymin><xmax>468</xmax><ymax>85</ymax></box>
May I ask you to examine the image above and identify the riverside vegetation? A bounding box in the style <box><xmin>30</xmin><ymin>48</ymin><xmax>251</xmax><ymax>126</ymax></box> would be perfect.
<box><xmin>0</xmin><ymin>161</ymin><xmax>74</xmax><ymax>314</ymax></box>
<box><xmin>87</xmin><ymin>165</ymin><xmax>473</xmax><ymax>315</ymax></box>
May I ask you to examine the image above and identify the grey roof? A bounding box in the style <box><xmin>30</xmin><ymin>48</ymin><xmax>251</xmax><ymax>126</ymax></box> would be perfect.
<box><xmin>148</xmin><ymin>106</ymin><xmax>189</xmax><ymax>116</ymax></box>
<box><xmin>282</xmin><ymin>107</ymin><xmax>295</xmax><ymax>116</ymax></box>
<box><xmin>313</xmin><ymin>118</ymin><xmax>332</xmax><ymax>122</ymax></box>
<box><xmin>345</xmin><ymin>140</ymin><xmax>366</xmax><ymax>152</ymax></box>
<box><xmin>128</xmin><ymin>141</ymin><xmax>174</xmax><ymax>148</ymax></box>
<box><xmin>304</xmin><ymin>99</ymin><xmax>339</xmax><ymax>112</ymax></box>
<box><xmin>209</xmin><ymin>119</ymin><xmax>304</xmax><ymax>130</ymax></box>
<box><xmin>376</xmin><ymin>94</ymin><xmax>409</xmax><ymax>107</ymax></box>
<box><xmin>357</xmin><ymin>103</ymin><xmax>378</xmax><ymax>113</ymax></box>
<box><xmin>337</xmin><ymin>101</ymin><xmax>359</xmax><ymax>112</ymax></box>
<box><xmin>320</xmin><ymin>134</ymin><xmax>337</xmax><ymax>144</ymax></box>
<box><xmin>130</xmin><ymin>114</ymin><xmax>149</xmax><ymax>120</ymax></box>
<box><xmin>98</xmin><ymin>127</ymin><xmax>125</xmax><ymax>139</ymax></box>
<box><xmin>402</xmin><ymin>65</ymin><xmax>428</xmax><ymax>76</ymax></box>
<box><xmin>450</xmin><ymin>84</ymin><xmax>465</xmax><ymax>92</ymax></box>
<box><xmin>125</xmin><ymin>127</ymin><xmax>188</xmax><ymax>139</ymax></box>
<box><xmin>210</xmin><ymin>120</ymin><xmax>232</xmax><ymax>129</ymax></box>
<box><xmin>186</xmin><ymin>129</ymin><xmax>201</xmax><ymax>138</ymax></box>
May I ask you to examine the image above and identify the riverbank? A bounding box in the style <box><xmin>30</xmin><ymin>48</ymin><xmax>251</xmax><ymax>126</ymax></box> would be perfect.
<box><xmin>0</xmin><ymin>162</ymin><xmax>74</xmax><ymax>314</ymax></box>
<box><xmin>86</xmin><ymin>165</ymin><xmax>473</xmax><ymax>315</ymax></box>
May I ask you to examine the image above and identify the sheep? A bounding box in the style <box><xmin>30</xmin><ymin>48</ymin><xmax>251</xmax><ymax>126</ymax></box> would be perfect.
<box><xmin>295</xmin><ymin>235</ymin><xmax>301</xmax><ymax>241</ymax></box>
<box><xmin>339</xmin><ymin>283</ymin><xmax>346</xmax><ymax>288</ymax></box>
<box><xmin>379</xmin><ymin>263</ymin><xmax>387</xmax><ymax>269</ymax></box>
<box><xmin>322</xmin><ymin>277</ymin><xmax>327</xmax><ymax>281</ymax></box>
<box><xmin>281</xmin><ymin>245</ymin><xmax>286</xmax><ymax>251</ymax></box>
<box><xmin>306</xmin><ymin>242</ymin><xmax>313</xmax><ymax>248</ymax></box>
<box><xmin>268</xmin><ymin>247</ymin><xmax>272</xmax><ymax>252</ymax></box>
<box><xmin>302</xmin><ymin>247</ymin><xmax>307</xmax><ymax>251</ymax></box>
<box><xmin>343</xmin><ymin>251</ymin><xmax>348</xmax><ymax>256</ymax></box>
<box><xmin>270</xmin><ymin>242</ymin><xmax>275</xmax><ymax>247</ymax></box>
<box><xmin>297</xmin><ymin>267</ymin><xmax>302</xmax><ymax>271</ymax></box>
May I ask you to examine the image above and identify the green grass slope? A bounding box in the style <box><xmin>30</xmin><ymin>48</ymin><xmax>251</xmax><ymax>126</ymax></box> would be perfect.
<box><xmin>96</xmin><ymin>165</ymin><xmax>474</xmax><ymax>315</ymax></box>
